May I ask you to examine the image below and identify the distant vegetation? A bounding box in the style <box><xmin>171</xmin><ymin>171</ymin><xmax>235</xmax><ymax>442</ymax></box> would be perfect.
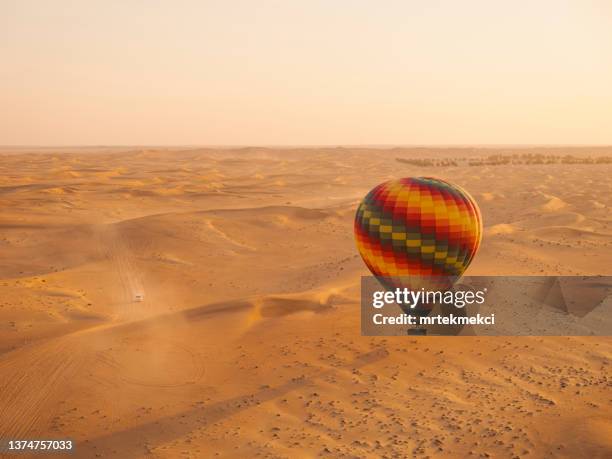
<box><xmin>396</xmin><ymin>153</ymin><xmax>612</xmax><ymax>168</ymax></box>
<box><xmin>395</xmin><ymin>158</ymin><xmax>459</xmax><ymax>167</ymax></box>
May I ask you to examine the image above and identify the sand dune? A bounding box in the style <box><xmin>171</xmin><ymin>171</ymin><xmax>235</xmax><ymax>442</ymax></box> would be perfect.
<box><xmin>0</xmin><ymin>147</ymin><xmax>610</xmax><ymax>458</ymax></box>
<box><xmin>541</xmin><ymin>195</ymin><xmax>568</xmax><ymax>212</ymax></box>
<box><xmin>516</xmin><ymin>211</ymin><xmax>587</xmax><ymax>229</ymax></box>
<box><xmin>484</xmin><ymin>223</ymin><xmax>517</xmax><ymax>236</ymax></box>
<box><xmin>531</xmin><ymin>226</ymin><xmax>612</xmax><ymax>243</ymax></box>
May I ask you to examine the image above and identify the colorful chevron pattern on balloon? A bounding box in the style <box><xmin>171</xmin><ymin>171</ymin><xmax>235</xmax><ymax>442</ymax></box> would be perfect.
<box><xmin>354</xmin><ymin>177</ymin><xmax>482</xmax><ymax>292</ymax></box>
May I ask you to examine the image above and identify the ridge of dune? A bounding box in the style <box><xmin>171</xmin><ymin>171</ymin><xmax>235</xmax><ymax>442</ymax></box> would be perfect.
<box><xmin>541</xmin><ymin>195</ymin><xmax>568</xmax><ymax>212</ymax></box>
<box><xmin>514</xmin><ymin>211</ymin><xmax>587</xmax><ymax>229</ymax></box>
<box><xmin>530</xmin><ymin>225</ymin><xmax>612</xmax><ymax>241</ymax></box>
<box><xmin>484</xmin><ymin>223</ymin><xmax>517</xmax><ymax>235</ymax></box>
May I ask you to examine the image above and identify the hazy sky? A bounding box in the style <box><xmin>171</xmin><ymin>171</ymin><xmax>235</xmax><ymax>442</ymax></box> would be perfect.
<box><xmin>1</xmin><ymin>0</ymin><xmax>611</xmax><ymax>145</ymax></box>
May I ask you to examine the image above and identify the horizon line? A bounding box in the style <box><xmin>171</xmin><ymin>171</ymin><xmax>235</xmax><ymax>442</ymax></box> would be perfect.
<box><xmin>1</xmin><ymin>144</ymin><xmax>612</xmax><ymax>149</ymax></box>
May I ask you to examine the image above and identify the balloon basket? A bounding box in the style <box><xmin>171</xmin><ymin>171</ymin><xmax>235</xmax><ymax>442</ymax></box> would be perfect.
<box><xmin>407</xmin><ymin>328</ymin><xmax>427</xmax><ymax>336</ymax></box>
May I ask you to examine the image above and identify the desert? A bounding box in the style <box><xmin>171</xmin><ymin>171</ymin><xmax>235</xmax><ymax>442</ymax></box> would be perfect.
<box><xmin>0</xmin><ymin>146</ymin><xmax>611</xmax><ymax>458</ymax></box>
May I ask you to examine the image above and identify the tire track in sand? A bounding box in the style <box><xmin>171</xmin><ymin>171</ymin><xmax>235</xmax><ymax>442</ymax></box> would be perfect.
<box><xmin>0</xmin><ymin>224</ymin><xmax>148</xmax><ymax>452</ymax></box>
<box><xmin>95</xmin><ymin>223</ymin><xmax>147</xmax><ymax>320</ymax></box>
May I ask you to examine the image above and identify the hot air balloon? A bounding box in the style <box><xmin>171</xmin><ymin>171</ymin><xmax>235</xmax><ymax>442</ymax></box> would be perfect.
<box><xmin>354</xmin><ymin>177</ymin><xmax>482</xmax><ymax>321</ymax></box>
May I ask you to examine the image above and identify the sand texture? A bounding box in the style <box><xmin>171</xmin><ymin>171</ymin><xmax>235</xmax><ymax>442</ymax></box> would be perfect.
<box><xmin>0</xmin><ymin>147</ymin><xmax>611</xmax><ymax>458</ymax></box>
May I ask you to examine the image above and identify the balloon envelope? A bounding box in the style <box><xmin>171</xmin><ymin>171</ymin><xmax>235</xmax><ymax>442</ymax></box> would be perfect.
<box><xmin>354</xmin><ymin>177</ymin><xmax>482</xmax><ymax>311</ymax></box>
